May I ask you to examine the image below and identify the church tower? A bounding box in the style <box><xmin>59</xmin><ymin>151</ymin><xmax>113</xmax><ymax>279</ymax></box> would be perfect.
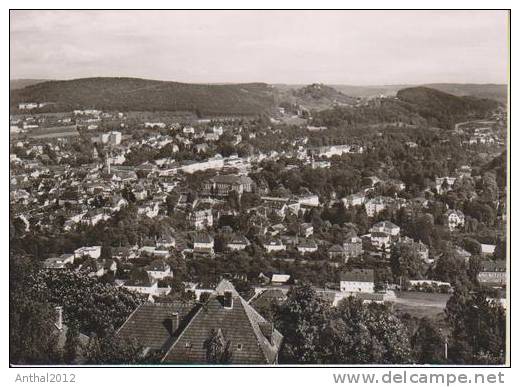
<box><xmin>105</xmin><ymin>152</ymin><xmax>111</xmax><ymax>174</ymax></box>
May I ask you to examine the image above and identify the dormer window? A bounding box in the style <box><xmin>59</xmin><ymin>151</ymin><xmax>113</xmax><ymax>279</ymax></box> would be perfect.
<box><xmin>237</xmin><ymin>343</ymin><xmax>243</xmax><ymax>351</ymax></box>
<box><xmin>185</xmin><ymin>341</ymin><xmax>192</xmax><ymax>348</ymax></box>
<box><xmin>223</xmin><ymin>291</ymin><xmax>233</xmax><ymax>309</ymax></box>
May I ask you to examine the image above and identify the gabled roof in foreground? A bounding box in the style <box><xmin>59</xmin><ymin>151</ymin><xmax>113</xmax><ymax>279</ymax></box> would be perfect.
<box><xmin>162</xmin><ymin>279</ymin><xmax>283</xmax><ymax>364</ymax></box>
<box><xmin>117</xmin><ymin>302</ymin><xmax>197</xmax><ymax>352</ymax></box>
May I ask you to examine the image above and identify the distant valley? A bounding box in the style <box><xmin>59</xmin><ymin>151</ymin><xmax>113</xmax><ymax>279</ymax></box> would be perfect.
<box><xmin>277</xmin><ymin>83</ymin><xmax>507</xmax><ymax>105</ymax></box>
<box><xmin>10</xmin><ymin>78</ymin><xmax>505</xmax><ymax>128</ymax></box>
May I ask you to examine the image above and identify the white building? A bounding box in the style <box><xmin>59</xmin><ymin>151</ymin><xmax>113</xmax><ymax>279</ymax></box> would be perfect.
<box><xmin>145</xmin><ymin>122</ymin><xmax>166</xmax><ymax>129</ymax></box>
<box><xmin>74</xmin><ymin>246</ymin><xmax>102</xmax><ymax>259</ymax></box>
<box><xmin>370</xmin><ymin>232</ymin><xmax>391</xmax><ymax>250</ymax></box>
<box><xmin>193</xmin><ymin>233</ymin><xmax>215</xmax><ymax>255</ymax></box>
<box><xmin>297</xmin><ymin>240</ymin><xmax>318</xmax><ymax>254</ymax></box>
<box><xmin>298</xmin><ymin>194</ymin><xmax>320</xmax><ymax>207</ymax></box>
<box><xmin>435</xmin><ymin>177</ymin><xmax>457</xmax><ymax>193</ymax></box>
<box><xmin>365</xmin><ymin>196</ymin><xmax>391</xmax><ymax>217</ymax></box>
<box><xmin>271</xmin><ymin>274</ymin><xmax>291</xmax><ymax>285</ymax></box>
<box><xmin>146</xmin><ymin>260</ymin><xmax>172</xmax><ymax>280</ymax></box>
<box><xmin>314</xmin><ymin>145</ymin><xmax>352</xmax><ymax>158</ymax></box>
<box><xmin>156</xmin><ymin>235</ymin><xmax>176</xmax><ymax>249</ymax></box>
<box><xmin>18</xmin><ymin>102</ymin><xmax>39</xmax><ymax>110</ymax></box>
<box><xmin>137</xmin><ymin>202</ymin><xmax>160</xmax><ymax>218</ymax></box>
<box><xmin>340</xmin><ymin>269</ymin><xmax>375</xmax><ymax>293</ymax></box>
<box><xmin>227</xmin><ymin>236</ymin><xmax>249</xmax><ymax>251</ymax></box>
<box><xmin>263</xmin><ymin>239</ymin><xmax>286</xmax><ymax>253</ymax></box>
<box><xmin>123</xmin><ymin>277</ymin><xmax>159</xmax><ymax>296</ymax></box>
<box><xmin>189</xmin><ymin>209</ymin><xmax>213</xmax><ymax>230</ymax></box>
<box><xmin>43</xmin><ymin>254</ymin><xmax>75</xmax><ymax>269</ymax></box>
<box><xmin>342</xmin><ymin>193</ymin><xmax>366</xmax><ymax>207</ymax></box>
<box><xmin>370</xmin><ymin>221</ymin><xmax>400</xmax><ymax>236</ymax></box>
<box><xmin>300</xmin><ymin>223</ymin><xmax>314</xmax><ymax>238</ymax></box>
<box><xmin>180</xmin><ymin>156</ymin><xmax>225</xmax><ymax>174</ymax></box>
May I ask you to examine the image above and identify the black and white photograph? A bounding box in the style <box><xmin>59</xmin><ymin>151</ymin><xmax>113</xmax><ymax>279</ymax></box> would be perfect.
<box><xmin>8</xmin><ymin>7</ymin><xmax>510</xmax><ymax>373</ymax></box>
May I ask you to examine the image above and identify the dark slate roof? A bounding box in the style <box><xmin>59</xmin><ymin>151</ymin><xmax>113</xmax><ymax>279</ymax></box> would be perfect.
<box><xmin>328</xmin><ymin>244</ymin><xmax>345</xmax><ymax>253</ymax></box>
<box><xmin>193</xmin><ymin>247</ymin><xmax>214</xmax><ymax>254</ymax></box>
<box><xmin>480</xmin><ymin>260</ymin><xmax>507</xmax><ymax>272</ymax></box>
<box><xmin>340</xmin><ymin>269</ymin><xmax>375</xmax><ymax>283</ymax></box>
<box><xmin>146</xmin><ymin>259</ymin><xmax>170</xmax><ymax>272</ymax></box>
<box><xmin>193</xmin><ymin>233</ymin><xmax>214</xmax><ymax>244</ymax></box>
<box><xmin>249</xmin><ymin>289</ymin><xmax>287</xmax><ymax>311</ymax></box>
<box><xmin>125</xmin><ymin>271</ymin><xmax>155</xmax><ymax>287</ymax></box>
<box><xmin>297</xmin><ymin>239</ymin><xmax>317</xmax><ymax>249</ymax></box>
<box><xmin>157</xmin><ymin>235</ymin><xmax>175</xmax><ymax>244</ymax></box>
<box><xmin>211</xmin><ymin>174</ymin><xmax>253</xmax><ymax>185</ymax></box>
<box><xmin>162</xmin><ymin>280</ymin><xmax>283</xmax><ymax>364</ymax></box>
<box><xmin>372</xmin><ymin>220</ymin><xmax>399</xmax><ymax>229</ymax></box>
<box><xmin>117</xmin><ymin>302</ymin><xmax>197</xmax><ymax>352</ymax></box>
<box><xmin>228</xmin><ymin>235</ymin><xmax>250</xmax><ymax>245</ymax></box>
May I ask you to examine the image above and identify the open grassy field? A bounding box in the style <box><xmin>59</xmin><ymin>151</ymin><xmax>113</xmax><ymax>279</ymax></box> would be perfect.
<box><xmin>390</xmin><ymin>291</ymin><xmax>450</xmax><ymax>320</ymax></box>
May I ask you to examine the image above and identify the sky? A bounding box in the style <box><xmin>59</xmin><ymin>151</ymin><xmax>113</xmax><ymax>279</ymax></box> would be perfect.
<box><xmin>9</xmin><ymin>10</ymin><xmax>509</xmax><ymax>85</ymax></box>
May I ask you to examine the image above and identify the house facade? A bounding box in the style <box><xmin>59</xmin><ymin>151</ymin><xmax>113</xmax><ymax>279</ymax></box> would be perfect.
<box><xmin>203</xmin><ymin>175</ymin><xmax>254</xmax><ymax>197</ymax></box>
<box><xmin>340</xmin><ymin>269</ymin><xmax>375</xmax><ymax>293</ymax></box>
<box><xmin>478</xmin><ymin>260</ymin><xmax>507</xmax><ymax>286</ymax></box>
<box><xmin>370</xmin><ymin>221</ymin><xmax>400</xmax><ymax>236</ymax></box>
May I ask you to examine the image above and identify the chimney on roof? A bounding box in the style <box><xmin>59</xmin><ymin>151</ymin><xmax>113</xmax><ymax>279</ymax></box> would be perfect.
<box><xmin>55</xmin><ymin>306</ymin><xmax>63</xmax><ymax>330</ymax></box>
<box><xmin>165</xmin><ymin>312</ymin><xmax>179</xmax><ymax>336</ymax></box>
<box><xmin>223</xmin><ymin>291</ymin><xmax>233</xmax><ymax>309</ymax></box>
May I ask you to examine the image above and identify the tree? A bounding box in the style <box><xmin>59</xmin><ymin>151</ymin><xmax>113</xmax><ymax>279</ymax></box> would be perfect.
<box><xmin>462</xmin><ymin>237</ymin><xmax>481</xmax><ymax>255</ymax></box>
<box><xmin>9</xmin><ymin>296</ymin><xmax>62</xmax><ymax>364</ymax></box>
<box><xmin>493</xmin><ymin>237</ymin><xmax>506</xmax><ymax>260</ymax></box>
<box><xmin>100</xmin><ymin>245</ymin><xmax>113</xmax><ymax>259</ymax></box>
<box><xmin>9</xmin><ymin>255</ymin><xmax>62</xmax><ymax>364</ymax></box>
<box><xmin>320</xmin><ymin>297</ymin><xmax>413</xmax><ymax>364</ymax></box>
<box><xmin>275</xmin><ymin>285</ymin><xmax>413</xmax><ymax>364</ymax></box>
<box><xmin>467</xmin><ymin>256</ymin><xmax>483</xmax><ymax>285</ymax></box>
<box><xmin>274</xmin><ymin>284</ymin><xmax>329</xmax><ymax>364</ymax></box>
<box><xmin>390</xmin><ymin>243</ymin><xmax>424</xmax><ymax>282</ymax></box>
<box><xmin>374</xmin><ymin>267</ymin><xmax>393</xmax><ymax>292</ymax></box>
<box><xmin>433</xmin><ymin>246</ymin><xmax>470</xmax><ymax>287</ymax></box>
<box><xmin>64</xmin><ymin>322</ymin><xmax>81</xmax><ymax>364</ymax></box>
<box><xmin>479</xmin><ymin>172</ymin><xmax>499</xmax><ymax>203</ymax></box>
<box><xmin>31</xmin><ymin>268</ymin><xmax>144</xmax><ymax>337</ymax></box>
<box><xmin>83</xmin><ymin>331</ymin><xmax>145</xmax><ymax>364</ymax></box>
<box><xmin>411</xmin><ymin>318</ymin><xmax>447</xmax><ymax>364</ymax></box>
<box><xmin>227</xmin><ymin>190</ymin><xmax>241</xmax><ymax>211</ymax></box>
<box><xmin>203</xmin><ymin>328</ymin><xmax>233</xmax><ymax>364</ymax></box>
<box><xmin>445</xmin><ymin>289</ymin><xmax>506</xmax><ymax>364</ymax></box>
<box><xmin>410</xmin><ymin>214</ymin><xmax>434</xmax><ymax>246</ymax></box>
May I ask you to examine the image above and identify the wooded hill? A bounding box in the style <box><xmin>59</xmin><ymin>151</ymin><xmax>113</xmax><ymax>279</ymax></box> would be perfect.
<box><xmin>10</xmin><ymin>77</ymin><xmax>276</xmax><ymax>116</ymax></box>
<box><xmin>311</xmin><ymin>87</ymin><xmax>501</xmax><ymax>130</ymax></box>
